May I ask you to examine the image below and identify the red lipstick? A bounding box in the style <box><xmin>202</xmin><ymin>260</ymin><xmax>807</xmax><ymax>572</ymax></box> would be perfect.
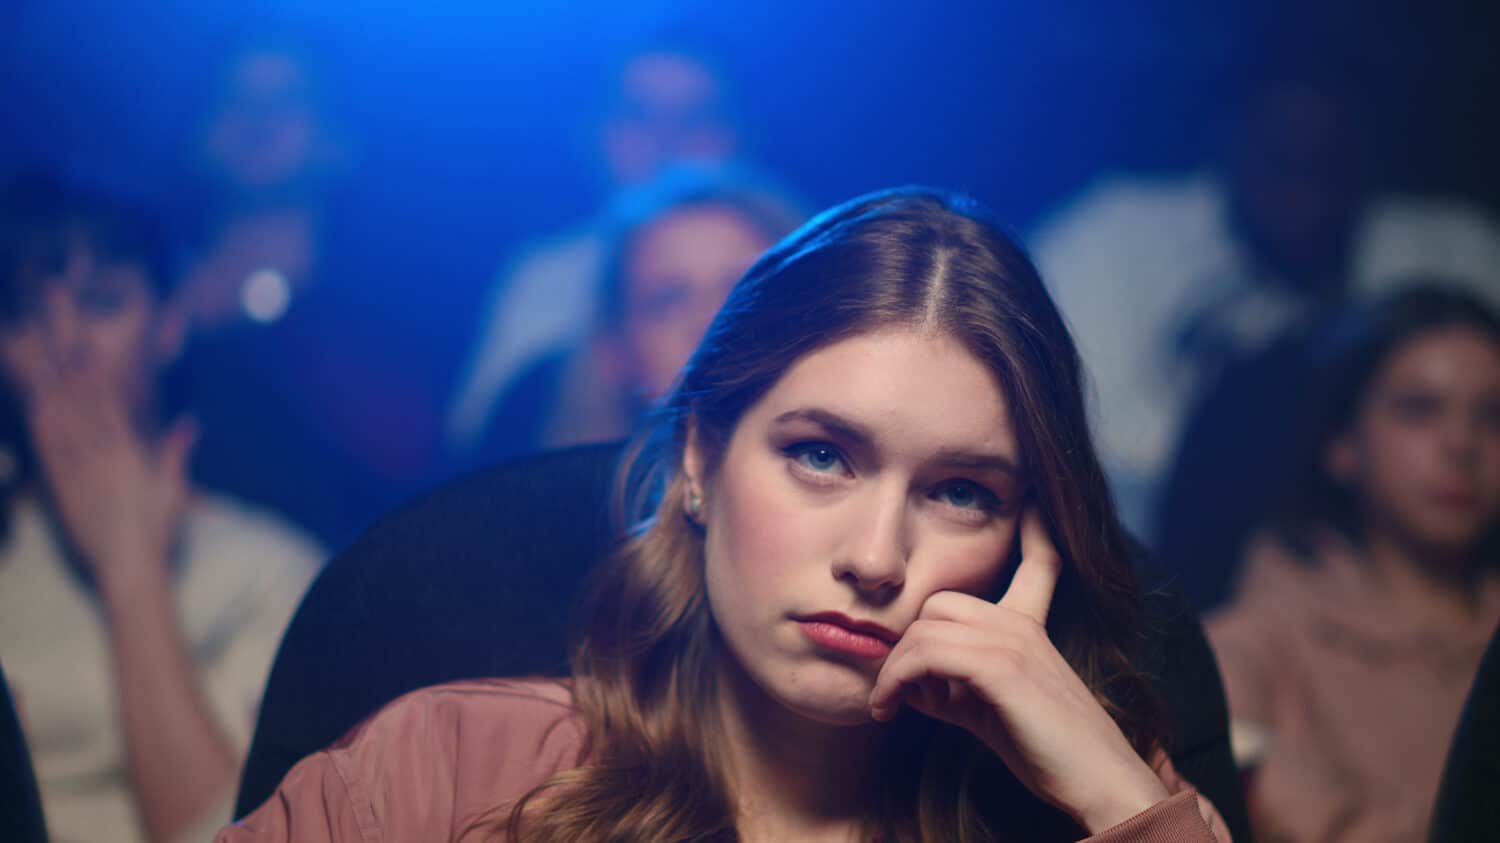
<box><xmin>796</xmin><ymin>612</ymin><xmax>898</xmax><ymax>659</ymax></box>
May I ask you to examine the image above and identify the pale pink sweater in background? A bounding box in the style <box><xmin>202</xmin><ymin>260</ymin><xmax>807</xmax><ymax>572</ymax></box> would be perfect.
<box><xmin>1207</xmin><ymin>532</ymin><xmax>1500</xmax><ymax>842</ymax></box>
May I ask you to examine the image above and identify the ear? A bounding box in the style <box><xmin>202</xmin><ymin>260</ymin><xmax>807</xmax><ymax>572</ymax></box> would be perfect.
<box><xmin>682</xmin><ymin>415</ymin><xmax>707</xmax><ymax>508</ymax></box>
<box><xmin>152</xmin><ymin>299</ymin><xmax>189</xmax><ymax>366</ymax></box>
<box><xmin>1324</xmin><ymin>433</ymin><xmax>1361</xmax><ymax>486</ymax></box>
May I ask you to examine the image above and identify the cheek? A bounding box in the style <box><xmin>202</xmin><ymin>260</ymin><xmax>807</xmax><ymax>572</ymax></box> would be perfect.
<box><xmin>708</xmin><ymin>462</ymin><xmax>811</xmax><ymax>586</ymax></box>
<box><xmin>919</xmin><ymin>522</ymin><xmax>1019</xmax><ymax>601</ymax></box>
<box><xmin>1359</xmin><ymin>422</ymin><xmax>1433</xmax><ymax>490</ymax></box>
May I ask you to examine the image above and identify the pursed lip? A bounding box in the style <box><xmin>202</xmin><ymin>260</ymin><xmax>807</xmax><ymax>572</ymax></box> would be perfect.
<box><xmin>795</xmin><ymin>611</ymin><xmax>901</xmax><ymax>645</ymax></box>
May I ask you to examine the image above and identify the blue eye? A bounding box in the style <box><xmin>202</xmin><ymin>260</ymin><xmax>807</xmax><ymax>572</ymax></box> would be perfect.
<box><xmin>935</xmin><ymin>481</ymin><xmax>998</xmax><ymax>512</ymax></box>
<box><xmin>788</xmin><ymin>442</ymin><xmax>847</xmax><ymax>474</ymax></box>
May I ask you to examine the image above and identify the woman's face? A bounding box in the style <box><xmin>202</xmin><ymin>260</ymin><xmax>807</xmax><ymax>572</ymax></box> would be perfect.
<box><xmin>687</xmin><ymin>328</ymin><xmax>1026</xmax><ymax>726</ymax></box>
<box><xmin>622</xmin><ymin>205</ymin><xmax>770</xmax><ymax>399</ymax></box>
<box><xmin>202</xmin><ymin>49</ymin><xmax>327</xmax><ymax>195</ymax></box>
<box><xmin>1330</xmin><ymin>326</ymin><xmax>1500</xmax><ymax>555</ymax></box>
<box><xmin>0</xmin><ymin>247</ymin><xmax>161</xmax><ymax>422</ymax></box>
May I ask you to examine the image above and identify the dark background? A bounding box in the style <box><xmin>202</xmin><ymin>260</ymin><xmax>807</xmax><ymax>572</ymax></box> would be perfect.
<box><xmin>3</xmin><ymin>0</ymin><xmax>1496</xmax><ymax>392</ymax></box>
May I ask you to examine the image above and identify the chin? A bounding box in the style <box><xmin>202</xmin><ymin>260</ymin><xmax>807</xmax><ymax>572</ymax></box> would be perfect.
<box><xmin>772</xmin><ymin>668</ymin><xmax>881</xmax><ymax>727</ymax></box>
<box><xmin>1407</xmin><ymin>512</ymin><xmax>1494</xmax><ymax>553</ymax></box>
<box><xmin>782</xmin><ymin>694</ymin><xmax>877</xmax><ymax>727</ymax></box>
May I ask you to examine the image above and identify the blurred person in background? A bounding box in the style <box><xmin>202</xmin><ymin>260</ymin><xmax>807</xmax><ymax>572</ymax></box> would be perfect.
<box><xmin>1030</xmin><ymin>59</ymin><xmax>1500</xmax><ymax>545</ymax></box>
<box><xmin>172</xmin><ymin>36</ymin><xmax>442</xmax><ymax>546</ymax></box>
<box><xmin>176</xmin><ymin>35</ymin><xmax>351</xmax><ymax>333</ymax></box>
<box><xmin>446</xmin><ymin>35</ymin><xmax>747</xmax><ymax>458</ymax></box>
<box><xmin>1206</xmin><ymin>285</ymin><xmax>1500</xmax><ymax>842</ymax></box>
<box><xmin>473</xmin><ymin>166</ymin><xmax>802</xmax><ymax>465</ymax></box>
<box><xmin>0</xmin><ymin>176</ymin><xmax>321</xmax><ymax>843</ymax></box>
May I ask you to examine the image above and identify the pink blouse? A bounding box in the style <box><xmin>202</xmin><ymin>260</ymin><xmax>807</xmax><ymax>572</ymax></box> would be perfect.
<box><xmin>218</xmin><ymin>678</ymin><xmax>1227</xmax><ymax>842</ymax></box>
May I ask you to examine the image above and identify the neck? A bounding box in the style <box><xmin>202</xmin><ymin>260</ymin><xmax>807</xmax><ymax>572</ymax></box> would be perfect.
<box><xmin>1364</xmin><ymin>525</ymin><xmax>1487</xmax><ymax>632</ymax></box>
<box><xmin>715</xmin><ymin>657</ymin><xmax>885</xmax><ymax>842</ymax></box>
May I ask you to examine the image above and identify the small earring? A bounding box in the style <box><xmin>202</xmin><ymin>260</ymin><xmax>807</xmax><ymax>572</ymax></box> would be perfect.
<box><xmin>686</xmin><ymin>489</ymin><xmax>703</xmax><ymax>520</ymax></box>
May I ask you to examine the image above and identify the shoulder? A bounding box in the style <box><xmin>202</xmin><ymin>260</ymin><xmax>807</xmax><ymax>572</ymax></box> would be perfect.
<box><xmin>183</xmin><ymin>493</ymin><xmax>326</xmax><ymax>572</ymax></box>
<box><xmin>223</xmin><ymin>678</ymin><xmax>586</xmax><ymax>841</ymax></box>
<box><xmin>499</xmin><ymin>227</ymin><xmax>607</xmax><ymax>288</ymax></box>
<box><xmin>336</xmin><ymin>677</ymin><xmax>583</xmax><ymax>756</ymax></box>
<box><xmin>332</xmin><ymin>678</ymin><xmax>586</xmax><ymax>829</ymax></box>
<box><xmin>174</xmin><ymin>493</ymin><xmax>323</xmax><ymax>613</ymax></box>
<box><xmin>1362</xmin><ymin>194</ymin><xmax>1500</xmax><ymax>243</ymax></box>
<box><xmin>1031</xmin><ymin>171</ymin><xmax>1223</xmax><ymax>250</ymax></box>
<box><xmin>1028</xmin><ymin>171</ymin><xmax>1229</xmax><ymax>298</ymax></box>
<box><xmin>330</xmin><ymin>678</ymin><xmax>587</xmax><ymax>787</ymax></box>
<box><xmin>1356</xmin><ymin>195</ymin><xmax>1500</xmax><ymax>293</ymax></box>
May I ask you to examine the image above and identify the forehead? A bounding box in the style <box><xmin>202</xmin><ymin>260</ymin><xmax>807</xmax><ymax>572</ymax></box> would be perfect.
<box><xmin>629</xmin><ymin>205</ymin><xmax>768</xmax><ymax>272</ymax></box>
<box><xmin>744</xmin><ymin>328</ymin><xmax>1015</xmax><ymax>460</ymax></box>
<box><xmin>1377</xmin><ymin>327</ymin><xmax>1500</xmax><ymax>393</ymax></box>
<box><xmin>618</xmin><ymin>51</ymin><xmax>721</xmax><ymax>109</ymax></box>
<box><xmin>224</xmin><ymin>50</ymin><xmax>311</xmax><ymax>101</ymax></box>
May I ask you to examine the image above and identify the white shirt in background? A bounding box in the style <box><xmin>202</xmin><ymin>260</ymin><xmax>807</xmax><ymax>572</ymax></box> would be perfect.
<box><xmin>0</xmin><ymin>493</ymin><xmax>322</xmax><ymax>843</ymax></box>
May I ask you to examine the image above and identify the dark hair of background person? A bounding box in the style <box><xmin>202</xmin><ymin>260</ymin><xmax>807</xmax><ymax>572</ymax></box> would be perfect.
<box><xmin>484</xmin><ymin>188</ymin><xmax>1168</xmax><ymax>841</ymax></box>
<box><xmin>0</xmin><ymin>175</ymin><xmax>177</xmax><ymax>545</ymax></box>
<box><xmin>593</xmin><ymin>163</ymin><xmax>805</xmax><ymax>332</ymax></box>
<box><xmin>1272</xmin><ymin>284</ymin><xmax>1500</xmax><ymax>559</ymax></box>
<box><xmin>1151</xmin><ymin>282</ymin><xmax>1500</xmax><ymax>611</ymax></box>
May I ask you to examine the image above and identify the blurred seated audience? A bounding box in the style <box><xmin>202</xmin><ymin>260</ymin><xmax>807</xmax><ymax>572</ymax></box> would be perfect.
<box><xmin>472</xmin><ymin>166</ymin><xmax>803</xmax><ymax>465</ymax></box>
<box><xmin>1030</xmin><ymin>59</ymin><xmax>1500</xmax><ymax>538</ymax></box>
<box><xmin>447</xmin><ymin>36</ymin><xmax>747</xmax><ymax>457</ymax></box>
<box><xmin>0</xmin><ymin>176</ymin><xmax>322</xmax><ymax>843</ymax></box>
<box><xmin>1205</xmin><ymin>286</ymin><xmax>1500</xmax><ymax>842</ymax></box>
<box><xmin>171</xmin><ymin>36</ymin><xmax>442</xmax><ymax>545</ymax></box>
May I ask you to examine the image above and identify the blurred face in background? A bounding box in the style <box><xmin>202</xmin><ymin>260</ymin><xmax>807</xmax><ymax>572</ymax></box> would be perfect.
<box><xmin>0</xmin><ymin>243</ymin><xmax>167</xmax><ymax>426</ymax></box>
<box><xmin>200</xmin><ymin>47</ymin><xmax>338</xmax><ymax>198</ymax></box>
<box><xmin>602</xmin><ymin>50</ymin><xmax>740</xmax><ymax>187</ymax></box>
<box><xmin>1227</xmin><ymin>80</ymin><xmax>1368</xmax><ymax>282</ymax></box>
<box><xmin>620</xmin><ymin>204</ymin><xmax>771</xmax><ymax>398</ymax></box>
<box><xmin>1329</xmin><ymin>326</ymin><xmax>1500</xmax><ymax>558</ymax></box>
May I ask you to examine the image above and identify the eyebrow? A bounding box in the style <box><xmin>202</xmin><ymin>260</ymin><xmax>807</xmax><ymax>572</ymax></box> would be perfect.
<box><xmin>772</xmin><ymin>407</ymin><xmax>1022</xmax><ymax>477</ymax></box>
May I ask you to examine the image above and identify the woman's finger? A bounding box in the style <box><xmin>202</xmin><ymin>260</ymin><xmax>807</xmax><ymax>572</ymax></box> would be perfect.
<box><xmin>916</xmin><ymin>589</ymin><xmax>993</xmax><ymax>624</ymax></box>
<box><xmin>997</xmin><ymin>507</ymin><xmax>1062</xmax><ymax>626</ymax></box>
<box><xmin>869</xmin><ymin>620</ymin><xmax>995</xmax><ymax>718</ymax></box>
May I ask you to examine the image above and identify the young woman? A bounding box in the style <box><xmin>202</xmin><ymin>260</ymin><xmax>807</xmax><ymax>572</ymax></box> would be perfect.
<box><xmin>0</xmin><ymin>177</ymin><xmax>323</xmax><ymax>843</ymax></box>
<box><xmin>221</xmin><ymin>188</ymin><xmax>1228</xmax><ymax>841</ymax></box>
<box><xmin>1207</xmin><ymin>285</ymin><xmax>1500</xmax><ymax>842</ymax></box>
<box><xmin>475</xmin><ymin>166</ymin><xmax>803</xmax><ymax>463</ymax></box>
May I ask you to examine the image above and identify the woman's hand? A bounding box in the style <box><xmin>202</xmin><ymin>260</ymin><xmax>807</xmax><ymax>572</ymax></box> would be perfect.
<box><xmin>868</xmin><ymin>509</ymin><xmax>1169</xmax><ymax>834</ymax></box>
<box><xmin>26</xmin><ymin>357</ymin><xmax>194</xmax><ymax>602</ymax></box>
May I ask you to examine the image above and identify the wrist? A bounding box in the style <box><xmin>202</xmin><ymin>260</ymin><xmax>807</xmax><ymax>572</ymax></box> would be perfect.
<box><xmin>95</xmin><ymin>551</ymin><xmax>174</xmax><ymax>610</ymax></box>
<box><xmin>1072</xmin><ymin>761</ymin><xmax>1171</xmax><ymax>834</ymax></box>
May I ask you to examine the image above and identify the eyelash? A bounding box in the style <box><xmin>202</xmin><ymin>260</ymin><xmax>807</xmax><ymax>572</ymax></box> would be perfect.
<box><xmin>784</xmin><ymin>441</ymin><xmax>851</xmax><ymax>482</ymax></box>
<box><xmin>781</xmin><ymin>441</ymin><xmax>1005</xmax><ymax>516</ymax></box>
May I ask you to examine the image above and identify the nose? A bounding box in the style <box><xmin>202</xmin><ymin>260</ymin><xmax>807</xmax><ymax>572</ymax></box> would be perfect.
<box><xmin>832</xmin><ymin>481</ymin><xmax>909</xmax><ymax>600</ymax></box>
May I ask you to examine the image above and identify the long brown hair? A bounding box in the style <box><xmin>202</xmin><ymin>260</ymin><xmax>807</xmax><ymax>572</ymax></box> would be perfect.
<box><xmin>494</xmin><ymin>188</ymin><xmax>1164</xmax><ymax>841</ymax></box>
